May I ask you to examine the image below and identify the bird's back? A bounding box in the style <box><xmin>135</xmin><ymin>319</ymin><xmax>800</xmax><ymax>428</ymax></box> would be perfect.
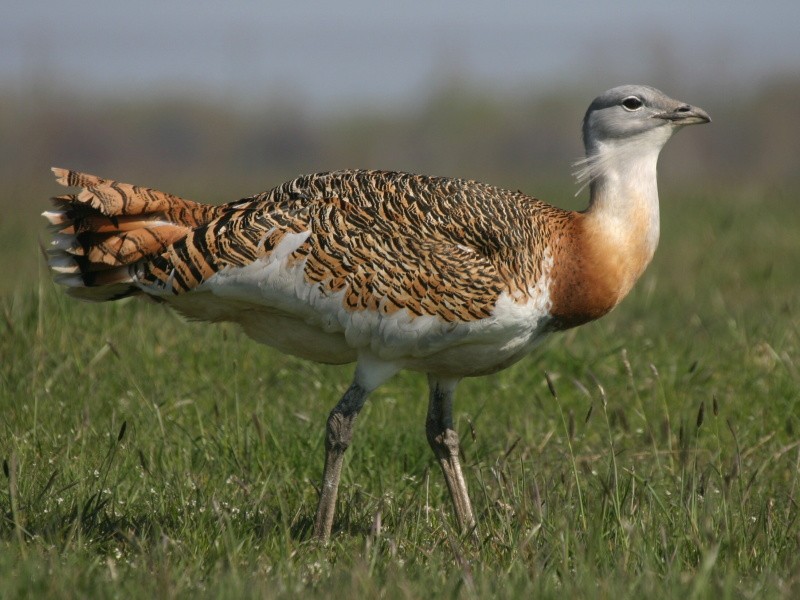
<box><xmin>46</xmin><ymin>169</ymin><xmax>573</xmax><ymax>375</ymax></box>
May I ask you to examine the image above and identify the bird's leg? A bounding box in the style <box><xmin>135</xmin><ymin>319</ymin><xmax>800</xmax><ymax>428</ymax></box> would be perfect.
<box><xmin>426</xmin><ymin>375</ymin><xmax>475</xmax><ymax>533</ymax></box>
<box><xmin>313</xmin><ymin>381</ymin><xmax>369</xmax><ymax>541</ymax></box>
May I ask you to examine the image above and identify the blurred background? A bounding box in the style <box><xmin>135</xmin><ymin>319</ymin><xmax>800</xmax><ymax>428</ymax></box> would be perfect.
<box><xmin>1</xmin><ymin>0</ymin><xmax>799</xmax><ymax>293</ymax></box>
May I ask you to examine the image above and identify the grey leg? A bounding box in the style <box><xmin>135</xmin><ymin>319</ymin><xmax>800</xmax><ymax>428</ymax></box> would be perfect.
<box><xmin>426</xmin><ymin>375</ymin><xmax>475</xmax><ymax>532</ymax></box>
<box><xmin>313</xmin><ymin>381</ymin><xmax>369</xmax><ymax>541</ymax></box>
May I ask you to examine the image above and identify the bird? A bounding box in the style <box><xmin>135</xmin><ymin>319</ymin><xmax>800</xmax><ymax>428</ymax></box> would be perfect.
<box><xmin>43</xmin><ymin>85</ymin><xmax>710</xmax><ymax>541</ymax></box>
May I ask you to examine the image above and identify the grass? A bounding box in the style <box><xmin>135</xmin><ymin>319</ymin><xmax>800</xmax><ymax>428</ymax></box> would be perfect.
<box><xmin>1</xmin><ymin>184</ymin><xmax>799</xmax><ymax>598</ymax></box>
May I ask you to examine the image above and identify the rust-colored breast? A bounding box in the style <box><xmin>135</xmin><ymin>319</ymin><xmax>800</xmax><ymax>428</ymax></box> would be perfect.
<box><xmin>548</xmin><ymin>213</ymin><xmax>628</xmax><ymax>330</ymax></box>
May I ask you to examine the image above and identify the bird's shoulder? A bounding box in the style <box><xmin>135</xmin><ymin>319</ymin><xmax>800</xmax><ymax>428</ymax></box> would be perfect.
<box><xmin>230</xmin><ymin>169</ymin><xmax>564</xmax><ymax>251</ymax></box>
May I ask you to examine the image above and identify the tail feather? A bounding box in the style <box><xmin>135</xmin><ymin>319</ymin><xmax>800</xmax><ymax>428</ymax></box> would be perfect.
<box><xmin>44</xmin><ymin>168</ymin><xmax>224</xmax><ymax>301</ymax></box>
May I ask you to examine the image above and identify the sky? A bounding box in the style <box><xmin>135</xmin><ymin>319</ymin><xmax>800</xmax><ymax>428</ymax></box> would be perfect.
<box><xmin>2</xmin><ymin>0</ymin><xmax>800</xmax><ymax>112</ymax></box>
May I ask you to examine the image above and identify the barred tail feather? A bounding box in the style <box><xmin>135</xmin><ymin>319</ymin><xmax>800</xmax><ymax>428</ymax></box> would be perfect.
<box><xmin>44</xmin><ymin>168</ymin><xmax>223</xmax><ymax>301</ymax></box>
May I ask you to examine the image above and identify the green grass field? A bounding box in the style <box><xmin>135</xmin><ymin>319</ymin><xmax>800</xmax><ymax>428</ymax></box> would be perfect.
<box><xmin>1</xmin><ymin>184</ymin><xmax>798</xmax><ymax>598</ymax></box>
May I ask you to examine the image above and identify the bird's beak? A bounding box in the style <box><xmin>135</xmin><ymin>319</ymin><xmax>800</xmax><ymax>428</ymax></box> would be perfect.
<box><xmin>654</xmin><ymin>104</ymin><xmax>711</xmax><ymax>125</ymax></box>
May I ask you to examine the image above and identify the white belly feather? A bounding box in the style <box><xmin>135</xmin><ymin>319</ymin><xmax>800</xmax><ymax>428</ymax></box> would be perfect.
<box><xmin>142</xmin><ymin>232</ymin><xmax>556</xmax><ymax>377</ymax></box>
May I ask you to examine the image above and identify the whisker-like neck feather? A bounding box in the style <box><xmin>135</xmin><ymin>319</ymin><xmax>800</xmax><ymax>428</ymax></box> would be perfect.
<box><xmin>576</xmin><ymin>127</ymin><xmax>674</xmax><ymax>291</ymax></box>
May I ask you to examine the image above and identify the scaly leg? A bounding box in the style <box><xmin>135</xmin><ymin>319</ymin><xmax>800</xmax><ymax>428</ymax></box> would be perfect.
<box><xmin>313</xmin><ymin>381</ymin><xmax>369</xmax><ymax>540</ymax></box>
<box><xmin>426</xmin><ymin>375</ymin><xmax>475</xmax><ymax>532</ymax></box>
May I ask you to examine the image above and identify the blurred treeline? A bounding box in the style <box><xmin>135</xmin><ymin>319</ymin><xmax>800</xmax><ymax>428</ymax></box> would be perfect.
<box><xmin>4</xmin><ymin>75</ymin><xmax>800</xmax><ymax>191</ymax></box>
<box><xmin>0</xmin><ymin>74</ymin><xmax>798</xmax><ymax>291</ymax></box>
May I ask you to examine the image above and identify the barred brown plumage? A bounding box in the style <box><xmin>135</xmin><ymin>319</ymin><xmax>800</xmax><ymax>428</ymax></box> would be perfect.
<box><xmin>43</xmin><ymin>85</ymin><xmax>710</xmax><ymax>541</ymax></box>
<box><xmin>137</xmin><ymin>170</ymin><xmax>567</xmax><ymax>322</ymax></box>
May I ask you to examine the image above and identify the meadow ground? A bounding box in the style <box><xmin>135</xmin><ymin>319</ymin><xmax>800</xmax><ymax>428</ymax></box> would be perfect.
<box><xmin>1</xmin><ymin>184</ymin><xmax>798</xmax><ymax>598</ymax></box>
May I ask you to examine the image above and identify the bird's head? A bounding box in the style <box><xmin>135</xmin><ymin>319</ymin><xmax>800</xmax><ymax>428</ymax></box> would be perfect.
<box><xmin>582</xmin><ymin>85</ymin><xmax>711</xmax><ymax>156</ymax></box>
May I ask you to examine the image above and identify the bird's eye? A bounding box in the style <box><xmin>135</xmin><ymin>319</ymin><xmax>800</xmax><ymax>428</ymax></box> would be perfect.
<box><xmin>622</xmin><ymin>96</ymin><xmax>644</xmax><ymax>111</ymax></box>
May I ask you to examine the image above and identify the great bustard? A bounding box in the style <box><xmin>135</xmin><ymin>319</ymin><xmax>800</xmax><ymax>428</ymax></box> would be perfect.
<box><xmin>43</xmin><ymin>85</ymin><xmax>710</xmax><ymax>540</ymax></box>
